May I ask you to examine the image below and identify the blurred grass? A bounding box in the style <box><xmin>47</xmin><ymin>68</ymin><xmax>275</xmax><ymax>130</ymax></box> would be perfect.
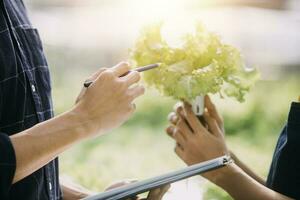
<box><xmin>48</xmin><ymin>49</ymin><xmax>299</xmax><ymax>199</ymax></box>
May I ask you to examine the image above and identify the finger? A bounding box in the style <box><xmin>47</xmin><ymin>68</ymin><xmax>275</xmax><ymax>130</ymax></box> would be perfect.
<box><xmin>176</xmin><ymin>118</ymin><xmax>193</xmax><ymax>139</ymax></box>
<box><xmin>127</xmin><ymin>103</ymin><xmax>137</xmax><ymax>114</ymax></box>
<box><xmin>146</xmin><ymin>188</ymin><xmax>161</xmax><ymax>200</ymax></box>
<box><xmin>147</xmin><ymin>184</ymin><xmax>170</xmax><ymax>200</ymax></box>
<box><xmin>173</xmin><ymin>128</ymin><xmax>186</xmax><ymax>147</ymax></box>
<box><xmin>126</xmin><ymin>197</ymin><xmax>138</xmax><ymax>200</ymax></box>
<box><xmin>84</xmin><ymin>67</ymin><xmax>107</xmax><ymax>85</ymax></box>
<box><xmin>158</xmin><ymin>184</ymin><xmax>171</xmax><ymax>198</ymax></box>
<box><xmin>182</xmin><ymin>102</ymin><xmax>206</xmax><ymax>134</ymax></box>
<box><xmin>205</xmin><ymin>95</ymin><xmax>223</xmax><ymax>127</ymax></box>
<box><xmin>105</xmin><ymin>180</ymin><xmax>137</xmax><ymax>191</ymax></box>
<box><xmin>122</xmin><ymin>71</ymin><xmax>141</xmax><ymax>86</ymax></box>
<box><xmin>75</xmin><ymin>87</ymin><xmax>87</xmax><ymax>104</ymax></box>
<box><xmin>177</xmin><ymin>142</ymin><xmax>184</xmax><ymax>151</ymax></box>
<box><xmin>176</xmin><ymin>106</ymin><xmax>195</xmax><ymax>132</ymax></box>
<box><xmin>168</xmin><ymin>112</ymin><xmax>179</xmax><ymax>125</ymax></box>
<box><xmin>78</xmin><ymin>68</ymin><xmax>107</xmax><ymax>102</ymax></box>
<box><xmin>174</xmin><ymin>145</ymin><xmax>184</xmax><ymax>158</ymax></box>
<box><xmin>127</xmin><ymin>85</ymin><xmax>145</xmax><ymax>101</ymax></box>
<box><xmin>111</xmin><ymin>61</ymin><xmax>131</xmax><ymax>77</ymax></box>
<box><xmin>173</xmin><ymin>102</ymin><xmax>183</xmax><ymax>112</ymax></box>
<box><xmin>166</xmin><ymin>126</ymin><xmax>175</xmax><ymax>138</ymax></box>
<box><xmin>90</xmin><ymin>68</ymin><xmax>107</xmax><ymax>81</ymax></box>
<box><xmin>203</xmin><ymin>111</ymin><xmax>223</xmax><ymax>138</ymax></box>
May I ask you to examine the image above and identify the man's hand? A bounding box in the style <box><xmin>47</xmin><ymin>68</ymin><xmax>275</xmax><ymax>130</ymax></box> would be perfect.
<box><xmin>105</xmin><ymin>180</ymin><xmax>170</xmax><ymax>200</ymax></box>
<box><xmin>73</xmin><ymin>62</ymin><xmax>145</xmax><ymax>137</ymax></box>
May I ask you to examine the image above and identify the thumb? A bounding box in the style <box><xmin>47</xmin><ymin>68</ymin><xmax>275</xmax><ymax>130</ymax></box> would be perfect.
<box><xmin>76</xmin><ymin>68</ymin><xmax>107</xmax><ymax>104</ymax></box>
<box><xmin>203</xmin><ymin>111</ymin><xmax>223</xmax><ymax>138</ymax></box>
<box><xmin>146</xmin><ymin>184</ymin><xmax>170</xmax><ymax>200</ymax></box>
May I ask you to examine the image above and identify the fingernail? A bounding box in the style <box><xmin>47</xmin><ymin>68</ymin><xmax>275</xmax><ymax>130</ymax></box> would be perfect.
<box><xmin>173</xmin><ymin>127</ymin><xmax>178</xmax><ymax>135</ymax></box>
<box><xmin>167</xmin><ymin>113</ymin><xmax>174</xmax><ymax>121</ymax></box>
<box><xmin>171</xmin><ymin>115</ymin><xmax>177</xmax><ymax>122</ymax></box>
<box><xmin>177</xmin><ymin>106</ymin><xmax>182</xmax><ymax>113</ymax></box>
<box><xmin>166</xmin><ymin>126</ymin><xmax>174</xmax><ymax>133</ymax></box>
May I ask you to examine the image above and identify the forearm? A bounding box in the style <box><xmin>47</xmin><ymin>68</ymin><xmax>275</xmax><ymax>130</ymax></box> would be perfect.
<box><xmin>8</xmin><ymin>62</ymin><xmax>141</xmax><ymax>184</ymax></box>
<box><xmin>230</xmin><ymin>151</ymin><xmax>266</xmax><ymax>185</ymax></box>
<box><xmin>10</xmin><ymin>109</ymin><xmax>90</xmax><ymax>183</ymax></box>
<box><xmin>215</xmin><ymin>164</ymin><xmax>293</xmax><ymax>200</ymax></box>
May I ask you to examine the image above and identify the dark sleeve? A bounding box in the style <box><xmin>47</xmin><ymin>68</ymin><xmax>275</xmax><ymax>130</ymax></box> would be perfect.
<box><xmin>266</xmin><ymin>102</ymin><xmax>300</xmax><ymax>199</ymax></box>
<box><xmin>0</xmin><ymin>133</ymin><xmax>16</xmax><ymax>199</ymax></box>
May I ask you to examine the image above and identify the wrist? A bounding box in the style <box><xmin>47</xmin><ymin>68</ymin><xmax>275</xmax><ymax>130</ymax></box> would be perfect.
<box><xmin>64</xmin><ymin>107</ymin><xmax>96</xmax><ymax>139</ymax></box>
<box><xmin>213</xmin><ymin>163</ymin><xmax>242</xmax><ymax>187</ymax></box>
<box><xmin>229</xmin><ymin>151</ymin><xmax>237</xmax><ymax>161</ymax></box>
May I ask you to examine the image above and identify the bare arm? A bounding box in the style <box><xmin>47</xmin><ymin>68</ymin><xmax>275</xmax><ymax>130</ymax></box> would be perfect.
<box><xmin>230</xmin><ymin>151</ymin><xmax>266</xmax><ymax>185</ymax></box>
<box><xmin>60</xmin><ymin>178</ymin><xmax>94</xmax><ymax>200</ymax></box>
<box><xmin>214</xmin><ymin>163</ymin><xmax>291</xmax><ymax>200</ymax></box>
<box><xmin>11</xmin><ymin>110</ymin><xmax>86</xmax><ymax>184</ymax></box>
<box><xmin>10</xmin><ymin>62</ymin><xmax>144</xmax><ymax>183</ymax></box>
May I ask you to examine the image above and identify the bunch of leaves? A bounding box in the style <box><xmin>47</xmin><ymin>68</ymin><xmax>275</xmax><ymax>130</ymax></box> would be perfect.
<box><xmin>130</xmin><ymin>23</ymin><xmax>259</xmax><ymax>102</ymax></box>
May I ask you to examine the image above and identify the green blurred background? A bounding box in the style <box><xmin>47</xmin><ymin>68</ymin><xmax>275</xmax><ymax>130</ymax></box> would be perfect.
<box><xmin>24</xmin><ymin>0</ymin><xmax>300</xmax><ymax>199</ymax></box>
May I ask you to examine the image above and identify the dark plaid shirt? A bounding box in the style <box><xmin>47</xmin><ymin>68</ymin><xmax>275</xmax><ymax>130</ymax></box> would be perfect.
<box><xmin>0</xmin><ymin>0</ymin><xmax>61</xmax><ymax>199</ymax></box>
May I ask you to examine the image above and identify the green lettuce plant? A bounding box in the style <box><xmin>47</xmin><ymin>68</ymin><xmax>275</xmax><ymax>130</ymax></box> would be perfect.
<box><xmin>130</xmin><ymin>23</ymin><xmax>259</xmax><ymax>102</ymax></box>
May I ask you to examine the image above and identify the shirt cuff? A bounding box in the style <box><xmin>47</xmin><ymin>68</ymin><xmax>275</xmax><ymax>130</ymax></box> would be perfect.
<box><xmin>0</xmin><ymin>133</ymin><xmax>16</xmax><ymax>198</ymax></box>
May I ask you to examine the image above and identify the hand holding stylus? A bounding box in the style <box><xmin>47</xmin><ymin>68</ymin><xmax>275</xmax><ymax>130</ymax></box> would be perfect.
<box><xmin>74</xmin><ymin>62</ymin><xmax>159</xmax><ymax>137</ymax></box>
<box><xmin>73</xmin><ymin>62</ymin><xmax>144</xmax><ymax>137</ymax></box>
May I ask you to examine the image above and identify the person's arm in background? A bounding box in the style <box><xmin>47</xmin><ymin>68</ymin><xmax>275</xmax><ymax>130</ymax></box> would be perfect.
<box><xmin>10</xmin><ymin>62</ymin><xmax>145</xmax><ymax>184</ymax></box>
<box><xmin>166</xmin><ymin>96</ymin><xmax>293</xmax><ymax>200</ymax></box>
<box><xmin>60</xmin><ymin>179</ymin><xmax>95</xmax><ymax>199</ymax></box>
<box><xmin>230</xmin><ymin>151</ymin><xmax>266</xmax><ymax>185</ymax></box>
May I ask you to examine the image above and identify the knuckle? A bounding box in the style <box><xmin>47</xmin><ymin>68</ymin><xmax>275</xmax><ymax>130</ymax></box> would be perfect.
<box><xmin>173</xmin><ymin>102</ymin><xmax>182</xmax><ymax>111</ymax></box>
<box><xmin>174</xmin><ymin>127</ymin><xmax>180</xmax><ymax>134</ymax></box>
<box><xmin>118</xmin><ymin>80</ymin><xmax>128</xmax><ymax>91</ymax></box>
<box><xmin>102</xmin><ymin>70</ymin><xmax>114</xmax><ymax>78</ymax></box>
<box><xmin>139</xmin><ymin>86</ymin><xmax>145</xmax><ymax>93</ymax></box>
<box><xmin>134</xmin><ymin>85</ymin><xmax>144</xmax><ymax>94</ymax></box>
<box><xmin>176</xmin><ymin>106</ymin><xmax>183</xmax><ymax>114</ymax></box>
<box><xmin>177</xmin><ymin>119</ymin><xmax>183</xmax><ymax>126</ymax></box>
<box><xmin>119</xmin><ymin>61</ymin><xmax>130</xmax><ymax>68</ymax></box>
<box><xmin>118</xmin><ymin>78</ymin><xmax>127</xmax><ymax>84</ymax></box>
<box><xmin>131</xmin><ymin>71</ymin><xmax>141</xmax><ymax>81</ymax></box>
<box><xmin>165</xmin><ymin>126</ymin><xmax>171</xmax><ymax>134</ymax></box>
<box><xmin>115</xmin><ymin>62</ymin><xmax>130</xmax><ymax>73</ymax></box>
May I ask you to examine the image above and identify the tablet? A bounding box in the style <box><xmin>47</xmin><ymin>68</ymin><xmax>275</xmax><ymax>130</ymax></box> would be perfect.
<box><xmin>84</xmin><ymin>155</ymin><xmax>232</xmax><ymax>200</ymax></box>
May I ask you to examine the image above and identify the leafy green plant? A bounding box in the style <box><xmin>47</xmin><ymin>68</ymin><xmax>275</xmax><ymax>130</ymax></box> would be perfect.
<box><xmin>130</xmin><ymin>23</ymin><xmax>259</xmax><ymax>102</ymax></box>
